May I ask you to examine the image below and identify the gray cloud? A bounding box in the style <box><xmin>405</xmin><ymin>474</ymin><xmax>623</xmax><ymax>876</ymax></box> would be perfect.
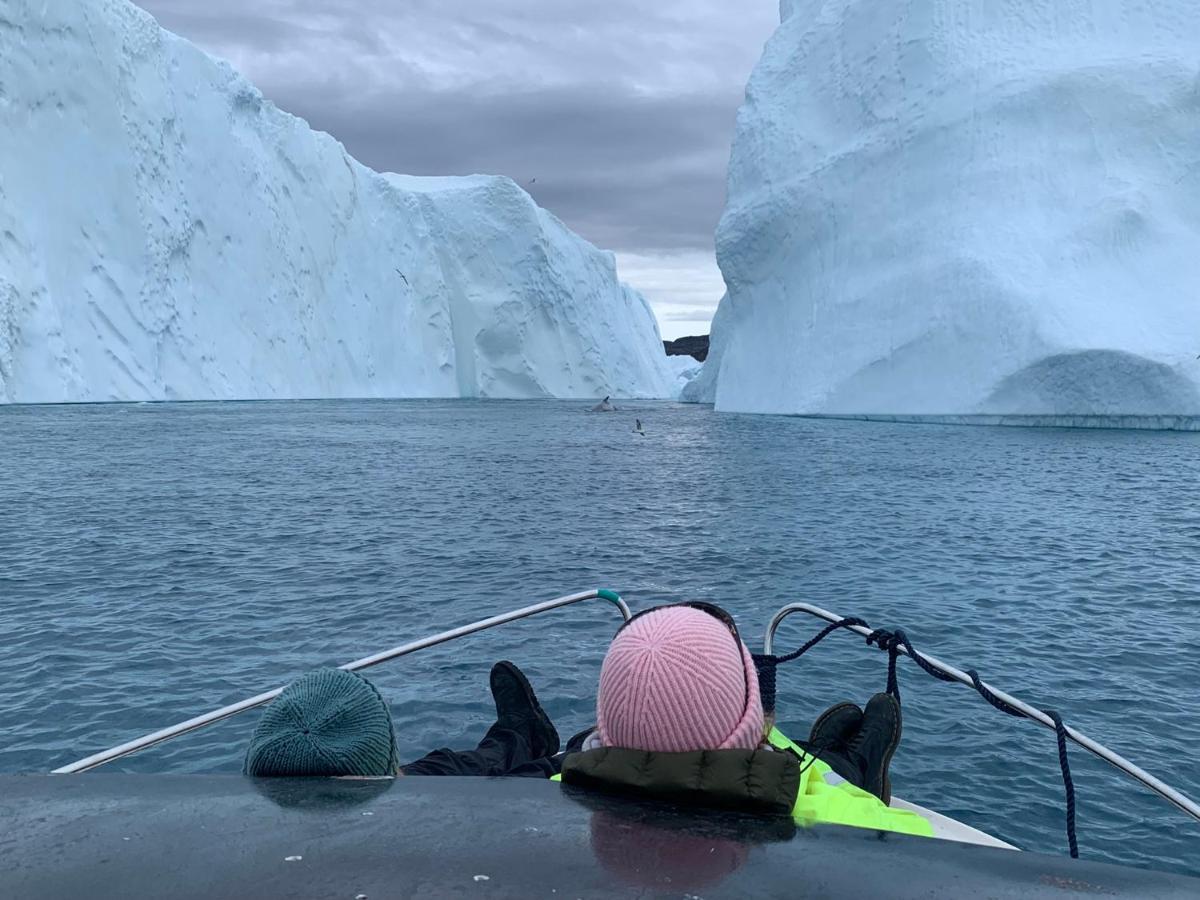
<box><xmin>134</xmin><ymin>0</ymin><xmax>779</xmax><ymax>330</ymax></box>
<box><xmin>276</xmin><ymin>84</ymin><xmax>738</xmax><ymax>252</ymax></box>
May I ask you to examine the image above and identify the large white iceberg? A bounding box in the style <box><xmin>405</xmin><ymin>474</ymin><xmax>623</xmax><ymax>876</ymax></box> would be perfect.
<box><xmin>699</xmin><ymin>0</ymin><xmax>1200</xmax><ymax>418</ymax></box>
<box><xmin>0</xmin><ymin>0</ymin><xmax>675</xmax><ymax>403</ymax></box>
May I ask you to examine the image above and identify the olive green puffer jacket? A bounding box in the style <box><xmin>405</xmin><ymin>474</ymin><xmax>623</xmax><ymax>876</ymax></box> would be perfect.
<box><xmin>560</xmin><ymin>738</ymin><xmax>933</xmax><ymax>838</ymax></box>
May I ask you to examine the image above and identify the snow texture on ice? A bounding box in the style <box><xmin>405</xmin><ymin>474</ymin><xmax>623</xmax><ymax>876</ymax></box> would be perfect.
<box><xmin>665</xmin><ymin>353</ymin><xmax>703</xmax><ymax>396</ymax></box>
<box><xmin>0</xmin><ymin>0</ymin><xmax>675</xmax><ymax>403</ymax></box>
<box><xmin>679</xmin><ymin>293</ymin><xmax>729</xmax><ymax>404</ymax></box>
<box><xmin>698</xmin><ymin>0</ymin><xmax>1200</xmax><ymax>417</ymax></box>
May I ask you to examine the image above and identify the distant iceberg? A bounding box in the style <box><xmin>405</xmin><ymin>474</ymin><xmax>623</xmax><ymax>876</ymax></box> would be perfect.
<box><xmin>697</xmin><ymin>0</ymin><xmax>1200</xmax><ymax>419</ymax></box>
<box><xmin>666</xmin><ymin>354</ymin><xmax>703</xmax><ymax>396</ymax></box>
<box><xmin>0</xmin><ymin>0</ymin><xmax>676</xmax><ymax>403</ymax></box>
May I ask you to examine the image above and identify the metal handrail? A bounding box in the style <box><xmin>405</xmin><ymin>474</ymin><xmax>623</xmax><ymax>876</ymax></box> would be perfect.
<box><xmin>53</xmin><ymin>588</ymin><xmax>631</xmax><ymax>775</ymax></box>
<box><xmin>763</xmin><ymin>602</ymin><xmax>1200</xmax><ymax>824</ymax></box>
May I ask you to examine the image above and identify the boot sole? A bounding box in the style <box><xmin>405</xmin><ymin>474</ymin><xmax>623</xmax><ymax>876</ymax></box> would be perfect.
<box><xmin>879</xmin><ymin>698</ymin><xmax>902</xmax><ymax>805</ymax></box>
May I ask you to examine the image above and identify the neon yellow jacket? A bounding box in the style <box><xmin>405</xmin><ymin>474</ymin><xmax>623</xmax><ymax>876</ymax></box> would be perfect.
<box><xmin>766</xmin><ymin>727</ymin><xmax>933</xmax><ymax>837</ymax></box>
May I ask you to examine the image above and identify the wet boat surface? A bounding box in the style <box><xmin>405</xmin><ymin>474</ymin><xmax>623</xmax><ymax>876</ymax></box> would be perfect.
<box><xmin>4</xmin><ymin>774</ymin><xmax>1198</xmax><ymax>898</ymax></box>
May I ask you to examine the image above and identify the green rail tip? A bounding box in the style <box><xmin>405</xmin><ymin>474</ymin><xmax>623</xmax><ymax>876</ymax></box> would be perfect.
<box><xmin>597</xmin><ymin>589</ymin><xmax>622</xmax><ymax>604</ymax></box>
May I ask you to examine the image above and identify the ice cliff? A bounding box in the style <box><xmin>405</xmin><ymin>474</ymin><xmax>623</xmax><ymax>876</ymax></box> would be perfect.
<box><xmin>0</xmin><ymin>0</ymin><xmax>675</xmax><ymax>403</ymax></box>
<box><xmin>697</xmin><ymin>0</ymin><xmax>1200</xmax><ymax>418</ymax></box>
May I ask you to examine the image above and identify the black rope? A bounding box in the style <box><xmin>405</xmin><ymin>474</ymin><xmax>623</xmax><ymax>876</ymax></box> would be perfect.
<box><xmin>1045</xmin><ymin>710</ymin><xmax>1079</xmax><ymax>858</ymax></box>
<box><xmin>865</xmin><ymin>628</ymin><xmax>903</xmax><ymax>699</ymax></box>
<box><xmin>790</xmin><ymin>736</ymin><xmax>837</xmax><ymax>781</ymax></box>
<box><xmin>769</xmin><ymin>616</ymin><xmax>1082</xmax><ymax>858</ymax></box>
<box><xmin>775</xmin><ymin>616</ymin><xmax>871</xmax><ymax>665</ymax></box>
<box><xmin>965</xmin><ymin>669</ymin><xmax>1026</xmax><ymax>719</ymax></box>
<box><xmin>752</xmin><ymin>617</ymin><xmax>867</xmax><ymax>716</ymax></box>
<box><xmin>865</xmin><ymin>626</ymin><xmax>973</xmax><ymax>703</ymax></box>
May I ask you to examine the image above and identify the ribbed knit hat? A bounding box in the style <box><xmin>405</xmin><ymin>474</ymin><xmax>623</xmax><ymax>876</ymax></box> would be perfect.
<box><xmin>596</xmin><ymin>606</ymin><xmax>764</xmax><ymax>752</ymax></box>
<box><xmin>244</xmin><ymin>668</ymin><xmax>399</xmax><ymax>777</ymax></box>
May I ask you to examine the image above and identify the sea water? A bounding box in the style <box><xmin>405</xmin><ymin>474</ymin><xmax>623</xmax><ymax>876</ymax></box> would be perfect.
<box><xmin>1</xmin><ymin>399</ymin><xmax>1198</xmax><ymax>875</ymax></box>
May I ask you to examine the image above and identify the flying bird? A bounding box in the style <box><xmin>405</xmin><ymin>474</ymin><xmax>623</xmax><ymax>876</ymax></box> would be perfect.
<box><xmin>395</xmin><ymin>268</ymin><xmax>409</xmax><ymax>286</ymax></box>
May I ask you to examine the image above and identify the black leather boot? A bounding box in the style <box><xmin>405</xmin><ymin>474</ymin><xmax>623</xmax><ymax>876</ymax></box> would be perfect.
<box><xmin>843</xmin><ymin>692</ymin><xmax>902</xmax><ymax>804</ymax></box>
<box><xmin>490</xmin><ymin>661</ymin><xmax>560</xmax><ymax>759</ymax></box>
<box><xmin>788</xmin><ymin>703</ymin><xmax>867</xmax><ymax>787</ymax></box>
<box><xmin>808</xmin><ymin>701</ymin><xmax>863</xmax><ymax>749</ymax></box>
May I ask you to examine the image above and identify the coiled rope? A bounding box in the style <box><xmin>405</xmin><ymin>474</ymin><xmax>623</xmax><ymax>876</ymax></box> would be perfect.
<box><xmin>755</xmin><ymin>619</ymin><xmax>1080</xmax><ymax>858</ymax></box>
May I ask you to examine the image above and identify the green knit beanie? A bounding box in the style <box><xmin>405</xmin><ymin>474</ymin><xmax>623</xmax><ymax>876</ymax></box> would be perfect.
<box><xmin>244</xmin><ymin>668</ymin><xmax>399</xmax><ymax>777</ymax></box>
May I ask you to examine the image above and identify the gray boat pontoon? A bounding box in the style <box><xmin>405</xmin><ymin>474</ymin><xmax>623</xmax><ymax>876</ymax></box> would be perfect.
<box><xmin>6</xmin><ymin>590</ymin><xmax>1199</xmax><ymax>898</ymax></box>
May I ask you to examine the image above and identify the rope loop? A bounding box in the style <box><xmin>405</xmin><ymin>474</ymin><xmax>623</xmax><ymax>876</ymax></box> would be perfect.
<box><xmin>865</xmin><ymin>628</ymin><xmax>903</xmax><ymax>699</ymax></box>
<box><xmin>753</xmin><ymin>616</ymin><xmax>868</xmax><ymax>716</ymax></box>
<box><xmin>865</xmin><ymin>627</ymin><xmax>895</xmax><ymax>651</ymax></box>
<box><xmin>750</xmin><ymin>652</ymin><xmax>779</xmax><ymax>716</ymax></box>
<box><xmin>765</xmin><ymin>611</ymin><xmax>1082</xmax><ymax>859</ymax></box>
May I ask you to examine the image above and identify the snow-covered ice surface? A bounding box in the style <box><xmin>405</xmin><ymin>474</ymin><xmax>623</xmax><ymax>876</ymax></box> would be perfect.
<box><xmin>0</xmin><ymin>0</ymin><xmax>676</xmax><ymax>403</ymax></box>
<box><xmin>665</xmin><ymin>353</ymin><xmax>703</xmax><ymax>396</ymax></box>
<box><xmin>679</xmin><ymin>293</ymin><xmax>728</xmax><ymax>404</ymax></box>
<box><xmin>700</xmin><ymin>0</ymin><xmax>1200</xmax><ymax>422</ymax></box>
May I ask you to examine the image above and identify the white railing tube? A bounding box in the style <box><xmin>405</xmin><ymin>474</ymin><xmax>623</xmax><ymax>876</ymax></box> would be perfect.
<box><xmin>763</xmin><ymin>602</ymin><xmax>1200</xmax><ymax>824</ymax></box>
<box><xmin>53</xmin><ymin>589</ymin><xmax>630</xmax><ymax>775</ymax></box>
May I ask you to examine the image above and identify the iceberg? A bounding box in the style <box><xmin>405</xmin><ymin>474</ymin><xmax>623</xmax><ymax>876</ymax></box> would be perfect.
<box><xmin>679</xmin><ymin>294</ymin><xmax>729</xmax><ymax>404</ymax></box>
<box><xmin>701</xmin><ymin>0</ymin><xmax>1200</xmax><ymax>418</ymax></box>
<box><xmin>665</xmin><ymin>353</ymin><xmax>703</xmax><ymax>396</ymax></box>
<box><xmin>0</xmin><ymin>0</ymin><xmax>676</xmax><ymax>403</ymax></box>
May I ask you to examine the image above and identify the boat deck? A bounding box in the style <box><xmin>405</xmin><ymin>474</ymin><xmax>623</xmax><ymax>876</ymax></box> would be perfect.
<box><xmin>4</xmin><ymin>774</ymin><xmax>1198</xmax><ymax>898</ymax></box>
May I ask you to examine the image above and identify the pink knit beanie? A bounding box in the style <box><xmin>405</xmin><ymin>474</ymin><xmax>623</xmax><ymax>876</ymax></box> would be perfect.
<box><xmin>596</xmin><ymin>606</ymin><xmax>765</xmax><ymax>752</ymax></box>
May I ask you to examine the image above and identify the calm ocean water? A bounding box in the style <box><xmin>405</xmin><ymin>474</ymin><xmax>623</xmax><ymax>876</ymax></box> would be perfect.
<box><xmin>2</xmin><ymin>400</ymin><xmax>1198</xmax><ymax>875</ymax></box>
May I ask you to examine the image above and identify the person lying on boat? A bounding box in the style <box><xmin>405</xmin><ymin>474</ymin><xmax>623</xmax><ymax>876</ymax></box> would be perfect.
<box><xmin>243</xmin><ymin>606</ymin><xmax>932</xmax><ymax>836</ymax></box>
<box><xmin>557</xmin><ymin>603</ymin><xmax>935</xmax><ymax>837</ymax></box>
<box><xmin>243</xmin><ymin>662</ymin><xmax>560</xmax><ymax>778</ymax></box>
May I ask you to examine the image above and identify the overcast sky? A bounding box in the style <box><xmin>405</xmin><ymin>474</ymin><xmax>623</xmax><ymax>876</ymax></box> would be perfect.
<box><xmin>134</xmin><ymin>0</ymin><xmax>780</xmax><ymax>339</ymax></box>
